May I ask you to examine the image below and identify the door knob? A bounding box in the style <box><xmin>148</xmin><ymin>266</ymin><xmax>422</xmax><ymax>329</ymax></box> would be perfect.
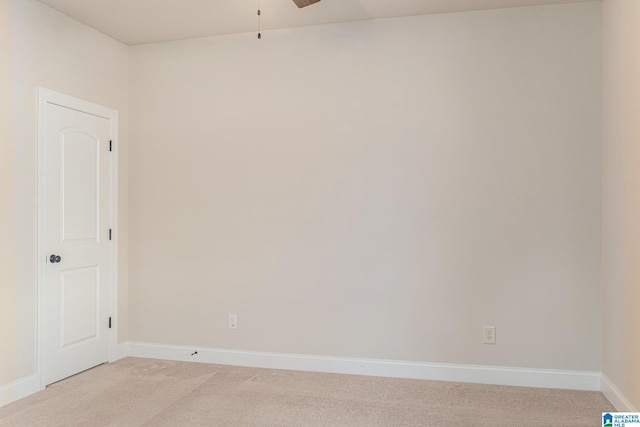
<box><xmin>49</xmin><ymin>254</ymin><xmax>62</xmax><ymax>263</ymax></box>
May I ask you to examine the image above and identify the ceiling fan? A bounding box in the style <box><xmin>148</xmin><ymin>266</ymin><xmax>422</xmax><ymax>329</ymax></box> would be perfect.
<box><xmin>257</xmin><ymin>0</ymin><xmax>320</xmax><ymax>39</ymax></box>
<box><xmin>292</xmin><ymin>0</ymin><xmax>321</xmax><ymax>8</ymax></box>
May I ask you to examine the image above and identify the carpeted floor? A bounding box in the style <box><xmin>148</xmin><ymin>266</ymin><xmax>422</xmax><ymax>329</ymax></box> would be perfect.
<box><xmin>0</xmin><ymin>357</ymin><xmax>614</xmax><ymax>426</ymax></box>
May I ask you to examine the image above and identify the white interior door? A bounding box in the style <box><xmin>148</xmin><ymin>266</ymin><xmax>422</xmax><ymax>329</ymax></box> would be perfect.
<box><xmin>43</xmin><ymin>102</ymin><xmax>112</xmax><ymax>385</ymax></box>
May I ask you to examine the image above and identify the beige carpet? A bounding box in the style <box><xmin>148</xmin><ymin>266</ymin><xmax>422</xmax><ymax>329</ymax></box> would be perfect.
<box><xmin>0</xmin><ymin>357</ymin><xmax>613</xmax><ymax>426</ymax></box>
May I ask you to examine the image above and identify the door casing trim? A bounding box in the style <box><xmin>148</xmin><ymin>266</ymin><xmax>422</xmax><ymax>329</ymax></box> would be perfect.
<box><xmin>36</xmin><ymin>87</ymin><xmax>119</xmax><ymax>390</ymax></box>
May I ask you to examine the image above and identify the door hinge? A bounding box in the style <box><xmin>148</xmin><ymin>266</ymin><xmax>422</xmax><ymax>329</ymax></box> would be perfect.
<box><xmin>109</xmin><ymin>316</ymin><xmax>112</xmax><ymax>329</ymax></box>
<box><xmin>109</xmin><ymin>229</ymin><xmax>112</xmax><ymax>240</ymax></box>
<box><xmin>109</xmin><ymin>140</ymin><xmax>113</xmax><ymax>152</ymax></box>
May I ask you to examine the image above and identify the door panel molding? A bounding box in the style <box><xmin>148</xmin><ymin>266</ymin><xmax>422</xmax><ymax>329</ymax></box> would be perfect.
<box><xmin>36</xmin><ymin>87</ymin><xmax>118</xmax><ymax>390</ymax></box>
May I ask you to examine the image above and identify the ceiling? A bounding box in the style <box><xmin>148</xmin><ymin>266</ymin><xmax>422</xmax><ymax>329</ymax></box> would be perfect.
<box><xmin>36</xmin><ymin>0</ymin><xmax>596</xmax><ymax>46</ymax></box>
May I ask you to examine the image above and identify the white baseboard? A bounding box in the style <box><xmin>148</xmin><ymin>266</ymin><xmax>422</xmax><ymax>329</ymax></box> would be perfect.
<box><xmin>115</xmin><ymin>342</ymin><xmax>129</xmax><ymax>361</ymax></box>
<box><xmin>0</xmin><ymin>374</ymin><xmax>40</xmax><ymax>408</ymax></box>
<box><xmin>602</xmin><ymin>374</ymin><xmax>638</xmax><ymax>411</ymax></box>
<box><xmin>122</xmin><ymin>341</ymin><xmax>600</xmax><ymax>391</ymax></box>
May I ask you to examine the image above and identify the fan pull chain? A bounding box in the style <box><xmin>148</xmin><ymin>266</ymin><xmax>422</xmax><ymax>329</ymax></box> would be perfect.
<box><xmin>257</xmin><ymin>0</ymin><xmax>262</xmax><ymax>39</ymax></box>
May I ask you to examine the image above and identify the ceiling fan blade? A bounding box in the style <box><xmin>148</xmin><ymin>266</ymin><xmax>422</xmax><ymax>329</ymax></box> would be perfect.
<box><xmin>292</xmin><ymin>0</ymin><xmax>321</xmax><ymax>8</ymax></box>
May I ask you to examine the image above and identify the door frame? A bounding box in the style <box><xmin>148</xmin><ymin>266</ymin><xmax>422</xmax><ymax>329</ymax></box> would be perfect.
<box><xmin>36</xmin><ymin>87</ymin><xmax>119</xmax><ymax>390</ymax></box>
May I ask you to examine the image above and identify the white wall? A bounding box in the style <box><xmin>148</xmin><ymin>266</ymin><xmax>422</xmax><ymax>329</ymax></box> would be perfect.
<box><xmin>602</xmin><ymin>0</ymin><xmax>640</xmax><ymax>411</ymax></box>
<box><xmin>129</xmin><ymin>3</ymin><xmax>602</xmax><ymax>372</ymax></box>
<box><xmin>0</xmin><ymin>0</ymin><xmax>17</xmax><ymax>395</ymax></box>
<box><xmin>0</xmin><ymin>0</ymin><xmax>128</xmax><ymax>397</ymax></box>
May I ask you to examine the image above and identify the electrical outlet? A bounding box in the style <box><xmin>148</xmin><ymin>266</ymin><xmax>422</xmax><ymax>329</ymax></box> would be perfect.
<box><xmin>229</xmin><ymin>314</ymin><xmax>238</xmax><ymax>329</ymax></box>
<box><xmin>483</xmin><ymin>326</ymin><xmax>496</xmax><ymax>344</ymax></box>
